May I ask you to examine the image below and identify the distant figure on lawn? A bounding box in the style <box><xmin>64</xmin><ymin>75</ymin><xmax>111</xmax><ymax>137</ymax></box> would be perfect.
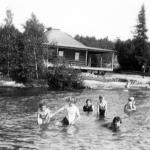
<box><xmin>55</xmin><ymin>97</ymin><xmax>80</xmax><ymax>126</ymax></box>
<box><xmin>83</xmin><ymin>99</ymin><xmax>94</xmax><ymax>113</ymax></box>
<box><xmin>124</xmin><ymin>97</ymin><xmax>136</xmax><ymax>113</ymax></box>
<box><xmin>97</xmin><ymin>96</ymin><xmax>107</xmax><ymax>119</ymax></box>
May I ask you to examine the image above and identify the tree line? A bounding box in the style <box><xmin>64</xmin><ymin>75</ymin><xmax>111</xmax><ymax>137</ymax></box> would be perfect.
<box><xmin>0</xmin><ymin>10</ymin><xmax>47</xmax><ymax>83</ymax></box>
<box><xmin>75</xmin><ymin>5</ymin><xmax>150</xmax><ymax>72</ymax></box>
<box><xmin>0</xmin><ymin>5</ymin><xmax>149</xmax><ymax>85</ymax></box>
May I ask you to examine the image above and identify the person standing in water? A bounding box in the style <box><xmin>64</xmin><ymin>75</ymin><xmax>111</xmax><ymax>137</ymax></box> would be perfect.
<box><xmin>37</xmin><ymin>102</ymin><xmax>51</xmax><ymax>125</ymax></box>
<box><xmin>124</xmin><ymin>97</ymin><xmax>136</xmax><ymax>113</ymax></box>
<box><xmin>56</xmin><ymin>97</ymin><xmax>80</xmax><ymax>126</ymax></box>
<box><xmin>83</xmin><ymin>99</ymin><xmax>94</xmax><ymax>112</ymax></box>
<box><xmin>37</xmin><ymin>102</ymin><xmax>58</xmax><ymax>125</ymax></box>
<box><xmin>97</xmin><ymin>96</ymin><xmax>107</xmax><ymax>119</ymax></box>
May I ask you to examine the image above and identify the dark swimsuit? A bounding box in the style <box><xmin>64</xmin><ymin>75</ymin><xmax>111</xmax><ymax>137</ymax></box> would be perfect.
<box><xmin>83</xmin><ymin>105</ymin><xmax>93</xmax><ymax>112</ymax></box>
<box><xmin>61</xmin><ymin>117</ymin><xmax>69</xmax><ymax>125</ymax></box>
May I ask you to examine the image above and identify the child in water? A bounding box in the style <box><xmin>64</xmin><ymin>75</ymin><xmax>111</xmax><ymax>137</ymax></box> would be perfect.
<box><xmin>83</xmin><ymin>99</ymin><xmax>94</xmax><ymax>112</ymax></box>
<box><xmin>124</xmin><ymin>97</ymin><xmax>136</xmax><ymax>113</ymax></box>
<box><xmin>37</xmin><ymin>102</ymin><xmax>58</xmax><ymax>125</ymax></box>
<box><xmin>97</xmin><ymin>96</ymin><xmax>107</xmax><ymax>119</ymax></box>
<box><xmin>37</xmin><ymin>102</ymin><xmax>51</xmax><ymax>125</ymax></box>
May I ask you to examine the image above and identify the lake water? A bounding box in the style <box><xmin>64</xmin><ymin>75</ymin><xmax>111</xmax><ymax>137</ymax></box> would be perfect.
<box><xmin>0</xmin><ymin>87</ymin><xmax>150</xmax><ymax>150</ymax></box>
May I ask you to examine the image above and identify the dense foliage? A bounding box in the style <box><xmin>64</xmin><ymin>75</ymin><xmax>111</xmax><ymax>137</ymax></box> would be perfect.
<box><xmin>0</xmin><ymin>10</ymin><xmax>46</xmax><ymax>83</ymax></box>
<box><xmin>115</xmin><ymin>5</ymin><xmax>150</xmax><ymax>71</ymax></box>
<box><xmin>75</xmin><ymin>35</ymin><xmax>114</xmax><ymax>49</ymax></box>
<box><xmin>47</xmin><ymin>65</ymin><xmax>83</xmax><ymax>90</ymax></box>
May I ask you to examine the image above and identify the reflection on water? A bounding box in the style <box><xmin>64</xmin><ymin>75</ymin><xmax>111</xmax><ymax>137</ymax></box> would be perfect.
<box><xmin>0</xmin><ymin>88</ymin><xmax>150</xmax><ymax>150</ymax></box>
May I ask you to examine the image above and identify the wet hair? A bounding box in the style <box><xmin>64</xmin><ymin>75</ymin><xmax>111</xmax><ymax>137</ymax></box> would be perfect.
<box><xmin>112</xmin><ymin>116</ymin><xmax>122</xmax><ymax>124</ymax></box>
<box><xmin>99</xmin><ymin>95</ymin><xmax>103</xmax><ymax>99</ymax></box>
<box><xmin>39</xmin><ymin>102</ymin><xmax>46</xmax><ymax>108</ymax></box>
<box><xmin>86</xmin><ymin>99</ymin><xmax>91</xmax><ymax>104</ymax></box>
<box><xmin>66</xmin><ymin>96</ymin><xmax>75</xmax><ymax>103</ymax></box>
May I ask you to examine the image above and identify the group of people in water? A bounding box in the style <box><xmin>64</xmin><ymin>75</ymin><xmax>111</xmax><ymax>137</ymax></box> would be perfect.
<box><xmin>37</xmin><ymin>95</ymin><xmax>136</xmax><ymax>131</ymax></box>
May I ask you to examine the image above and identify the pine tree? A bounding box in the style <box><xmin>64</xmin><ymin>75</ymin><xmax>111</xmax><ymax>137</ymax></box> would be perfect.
<box><xmin>133</xmin><ymin>4</ymin><xmax>148</xmax><ymax>70</ymax></box>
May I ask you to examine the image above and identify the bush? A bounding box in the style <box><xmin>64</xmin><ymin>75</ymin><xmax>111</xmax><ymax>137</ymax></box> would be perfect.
<box><xmin>47</xmin><ymin>65</ymin><xmax>83</xmax><ymax>90</ymax></box>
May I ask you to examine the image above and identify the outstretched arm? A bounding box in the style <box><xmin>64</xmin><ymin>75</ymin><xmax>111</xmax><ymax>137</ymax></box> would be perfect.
<box><xmin>50</xmin><ymin>107</ymin><xmax>65</xmax><ymax>118</ymax></box>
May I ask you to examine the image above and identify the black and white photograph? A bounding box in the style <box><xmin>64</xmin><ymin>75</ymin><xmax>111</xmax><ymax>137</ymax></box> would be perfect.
<box><xmin>0</xmin><ymin>0</ymin><xmax>150</xmax><ymax>149</ymax></box>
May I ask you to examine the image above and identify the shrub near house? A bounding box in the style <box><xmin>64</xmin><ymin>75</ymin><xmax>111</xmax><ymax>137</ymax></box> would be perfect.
<box><xmin>47</xmin><ymin>65</ymin><xmax>83</xmax><ymax>90</ymax></box>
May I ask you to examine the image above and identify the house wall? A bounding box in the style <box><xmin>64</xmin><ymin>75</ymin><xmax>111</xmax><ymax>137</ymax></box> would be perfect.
<box><xmin>58</xmin><ymin>48</ymin><xmax>86</xmax><ymax>66</ymax></box>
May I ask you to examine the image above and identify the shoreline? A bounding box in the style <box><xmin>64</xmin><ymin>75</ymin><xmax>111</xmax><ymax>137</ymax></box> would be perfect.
<box><xmin>81</xmin><ymin>73</ymin><xmax>150</xmax><ymax>89</ymax></box>
<box><xmin>0</xmin><ymin>73</ymin><xmax>150</xmax><ymax>89</ymax></box>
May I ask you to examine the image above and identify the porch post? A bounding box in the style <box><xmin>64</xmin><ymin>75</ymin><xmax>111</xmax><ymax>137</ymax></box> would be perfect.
<box><xmin>85</xmin><ymin>50</ymin><xmax>88</xmax><ymax>66</ymax></box>
<box><xmin>56</xmin><ymin>47</ymin><xmax>59</xmax><ymax>56</ymax></box>
<box><xmin>111</xmin><ymin>52</ymin><xmax>114</xmax><ymax>70</ymax></box>
<box><xmin>100</xmin><ymin>56</ymin><xmax>103</xmax><ymax>67</ymax></box>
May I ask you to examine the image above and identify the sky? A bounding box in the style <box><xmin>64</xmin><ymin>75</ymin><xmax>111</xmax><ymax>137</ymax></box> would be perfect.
<box><xmin>0</xmin><ymin>0</ymin><xmax>150</xmax><ymax>41</ymax></box>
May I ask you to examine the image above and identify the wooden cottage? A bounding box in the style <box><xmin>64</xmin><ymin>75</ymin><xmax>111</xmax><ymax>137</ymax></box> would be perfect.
<box><xmin>43</xmin><ymin>28</ymin><xmax>114</xmax><ymax>73</ymax></box>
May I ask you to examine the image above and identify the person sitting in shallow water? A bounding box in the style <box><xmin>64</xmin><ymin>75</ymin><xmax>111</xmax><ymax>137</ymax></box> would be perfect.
<box><xmin>103</xmin><ymin>116</ymin><xmax>122</xmax><ymax>132</ymax></box>
<box><xmin>83</xmin><ymin>99</ymin><xmax>94</xmax><ymax>112</ymax></box>
<box><xmin>124</xmin><ymin>97</ymin><xmax>136</xmax><ymax>113</ymax></box>
<box><xmin>97</xmin><ymin>96</ymin><xmax>107</xmax><ymax>119</ymax></box>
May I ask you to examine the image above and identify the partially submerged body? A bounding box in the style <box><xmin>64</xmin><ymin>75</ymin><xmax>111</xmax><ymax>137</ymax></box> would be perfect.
<box><xmin>83</xmin><ymin>99</ymin><xmax>94</xmax><ymax>113</ymax></box>
<box><xmin>56</xmin><ymin>97</ymin><xmax>80</xmax><ymax>126</ymax></box>
<box><xmin>124</xmin><ymin>97</ymin><xmax>136</xmax><ymax>113</ymax></box>
<box><xmin>97</xmin><ymin>96</ymin><xmax>107</xmax><ymax>119</ymax></box>
<box><xmin>103</xmin><ymin>116</ymin><xmax>122</xmax><ymax>132</ymax></box>
<box><xmin>37</xmin><ymin>102</ymin><xmax>58</xmax><ymax>126</ymax></box>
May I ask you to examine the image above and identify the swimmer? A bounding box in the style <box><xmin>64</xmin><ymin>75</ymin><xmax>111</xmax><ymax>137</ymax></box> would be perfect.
<box><xmin>97</xmin><ymin>96</ymin><xmax>107</xmax><ymax>119</ymax></box>
<box><xmin>125</xmin><ymin>80</ymin><xmax>131</xmax><ymax>89</ymax></box>
<box><xmin>55</xmin><ymin>97</ymin><xmax>80</xmax><ymax>126</ymax></box>
<box><xmin>124</xmin><ymin>97</ymin><xmax>136</xmax><ymax>113</ymax></box>
<box><xmin>83</xmin><ymin>99</ymin><xmax>94</xmax><ymax>112</ymax></box>
<box><xmin>37</xmin><ymin>102</ymin><xmax>58</xmax><ymax>125</ymax></box>
<box><xmin>103</xmin><ymin>116</ymin><xmax>122</xmax><ymax>132</ymax></box>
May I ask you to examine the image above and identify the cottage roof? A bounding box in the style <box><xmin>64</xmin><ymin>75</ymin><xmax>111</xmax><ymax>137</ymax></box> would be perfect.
<box><xmin>45</xmin><ymin>28</ymin><xmax>114</xmax><ymax>52</ymax></box>
<box><xmin>45</xmin><ymin>28</ymin><xmax>87</xmax><ymax>49</ymax></box>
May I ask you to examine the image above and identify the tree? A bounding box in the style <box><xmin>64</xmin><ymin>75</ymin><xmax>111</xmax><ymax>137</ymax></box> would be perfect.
<box><xmin>23</xmin><ymin>13</ymin><xmax>47</xmax><ymax>79</ymax></box>
<box><xmin>115</xmin><ymin>39</ymin><xmax>138</xmax><ymax>71</ymax></box>
<box><xmin>133</xmin><ymin>4</ymin><xmax>148</xmax><ymax>69</ymax></box>
<box><xmin>0</xmin><ymin>10</ymin><xmax>20</xmax><ymax>76</ymax></box>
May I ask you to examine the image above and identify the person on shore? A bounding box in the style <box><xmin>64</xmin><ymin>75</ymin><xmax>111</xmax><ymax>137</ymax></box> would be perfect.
<box><xmin>103</xmin><ymin>116</ymin><xmax>122</xmax><ymax>132</ymax></box>
<box><xmin>83</xmin><ymin>99</ymin><xmax>94</xmax><ymax>112</ymax></box>
<box><xmin>124</xmin><ymin>97</ymin><xmax>136</xmax><ymax>113</ymax></box>
<box><xmin>97</xmin><ymin>96</ymin><xmax>107</xmax><ymax>119</ymax></box>
<box><xmin>56</xmin><ymin>97</ymin><xmax>80</xmax><ymax>126</ymax></box>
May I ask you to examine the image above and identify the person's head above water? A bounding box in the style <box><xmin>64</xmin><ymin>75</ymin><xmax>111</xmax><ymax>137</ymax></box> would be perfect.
<box><xmin>128</xmin><ymin>97</ymin><xmax>134</xmax><ymax>102</ymax></box>
<box><xmin>66</xmin><ymin>96</ymin><xmax>75</xmax><ymax>106</ymax></box>
<box><xmin>39</xmin><ymin>102</ymin><xmax>47</xmax><ymax>111</ymax></box>
<box><xmin>86</xmin><ymin>99</ymin><xmax>92</xmax><ymax>106</ymax></box>
<box><xmin>99</xmin><ymin>95</ymin><xmax>104</xmax><ymax>102</ymax></box>
<box><xmin>112</xmin><ymin>116</ymin><xmax>122</xmax><ymax>130</ymax></box>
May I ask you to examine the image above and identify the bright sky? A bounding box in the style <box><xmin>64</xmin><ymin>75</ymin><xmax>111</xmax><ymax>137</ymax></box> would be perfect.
<box><xmin>0</xmin><ymin>0</ymin><xmax>150</xmax><ymax>41</ymax></box>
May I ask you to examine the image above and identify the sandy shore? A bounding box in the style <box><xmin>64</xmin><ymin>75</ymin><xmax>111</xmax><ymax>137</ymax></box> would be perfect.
<box><xmin>82</xmin><ymin>73</ymin><xmax>150</xmax><ymax>89</ymax></box>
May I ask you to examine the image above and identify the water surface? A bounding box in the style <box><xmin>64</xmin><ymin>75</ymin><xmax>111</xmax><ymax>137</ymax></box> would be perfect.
<box><xmin>0</xmin><ymin>87</ymin><xmax>150</xmax><ymax>150</ymax></box>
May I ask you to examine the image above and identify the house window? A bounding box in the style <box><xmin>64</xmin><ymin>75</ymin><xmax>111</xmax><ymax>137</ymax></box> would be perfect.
<box><xmin>58</xmin><ymin>51</ymin><xmax>64</xmax><ymax>57</ymax></box>
<box><xmin>75</xmin><ymin>52</ymin><xmax>80</xmax><ymax>61</ymax></box>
